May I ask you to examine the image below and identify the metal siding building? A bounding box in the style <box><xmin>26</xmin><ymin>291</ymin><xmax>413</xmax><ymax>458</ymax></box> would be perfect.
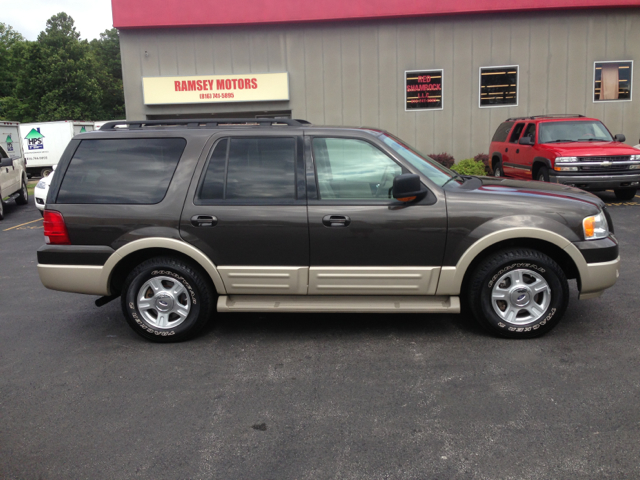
<box><xmin>115</xmin><ymin>2</ymin><xmax>640</xmax><ymax>159</ymax></box>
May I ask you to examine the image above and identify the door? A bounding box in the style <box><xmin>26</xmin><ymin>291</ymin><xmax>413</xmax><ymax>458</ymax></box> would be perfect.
<box><xmin>518</xmin><ymin>123</ymin><xmax>537</xmax><ymax>179</ymax></box>
<box><xmin>180</xmin><ymin>133</ymin><xmax>310</xmax><ymax>295</ymax></box>
<box><xmin>306</xmin><ymin>136</ymin><xmax>447</xmax><ymax>296</ymax></box>
<box><xmin>0</xmin><ymin>146</ymin><xmax>18</xmax><ymax>195</ymax></box>
<box><xmin>503</xmin><ymin>122</ymin><xmax>526</xmax><ymax>177</ymax></box>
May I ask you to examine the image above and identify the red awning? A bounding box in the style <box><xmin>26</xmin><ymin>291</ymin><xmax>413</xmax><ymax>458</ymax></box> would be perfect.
<box><xmin>112</xmin><ymin>0</ymin><xmax>640</xmax><ymax>29</ymax></box>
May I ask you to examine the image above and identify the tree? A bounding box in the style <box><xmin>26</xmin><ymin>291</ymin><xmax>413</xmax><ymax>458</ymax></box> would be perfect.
<box><xmin>90</xmin><ymin>28</ymin><xmax>125</xmax><ymax>120</ymax></box>
<box><xmin>3</xmin><ymin>13</ymin><xmax>106</xmax><ymax>122</ymax></box>
<box><xmin>0</xmin><ymin>23</ymin><xmax>25</xmax><ymax>100</ymax></box>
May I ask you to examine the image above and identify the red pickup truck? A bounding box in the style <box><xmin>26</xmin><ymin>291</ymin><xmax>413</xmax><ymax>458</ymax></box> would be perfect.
<box><xmin>489</xmin><ymin>115</ymin><xmax>640</xmax><ymax>200</ymax></box>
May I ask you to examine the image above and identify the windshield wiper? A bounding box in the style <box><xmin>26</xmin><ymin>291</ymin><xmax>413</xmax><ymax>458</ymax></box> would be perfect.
<box><xmin>578</xmin><ymin>138</ymin><xmax>610</xmax><ymax>142</ymax></box>
<box><xmin>545</xmin><ymin>139</ymin><xmax>577</xmax><ymax>143</ymax></box>
<box><xmin>441</xmin><ymin>172</ymin><xmax>465</xmax><ymax>187</ymax></box>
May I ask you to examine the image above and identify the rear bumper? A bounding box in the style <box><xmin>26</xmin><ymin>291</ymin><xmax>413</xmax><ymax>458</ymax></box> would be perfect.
<box><xmin>550</xmin><ymin>172</ymin><xmax>640</xmax><ymax>190</ymax></box>
<box><xmin>38</xmin><ymin>264</ymin><xmax>109</xmax><ymax>295</ymax></box>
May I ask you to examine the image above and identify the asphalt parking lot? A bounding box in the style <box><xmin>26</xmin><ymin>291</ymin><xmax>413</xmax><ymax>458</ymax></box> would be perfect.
<box><xmin>1</xmin><ymin>194</ymin><xmax>639</xmax><ymax>480</ymax></box>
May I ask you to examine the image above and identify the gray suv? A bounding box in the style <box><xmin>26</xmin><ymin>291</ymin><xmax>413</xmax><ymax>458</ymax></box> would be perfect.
<box><xmin>38</xmin><ymin>119</ymin><xmax>620</xmax><ymax>342</ymax></box>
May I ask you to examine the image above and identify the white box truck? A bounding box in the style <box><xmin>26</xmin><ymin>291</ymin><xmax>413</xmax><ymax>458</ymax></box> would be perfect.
<box><xmin>19</xmin><ymin>121</ymin><xmax>94</xmax><ymax>177</ymax></box>
<box><xmin>0</xmin><ymin>121</ymin><xmax>23</xmax><ymax>160</ymax></box>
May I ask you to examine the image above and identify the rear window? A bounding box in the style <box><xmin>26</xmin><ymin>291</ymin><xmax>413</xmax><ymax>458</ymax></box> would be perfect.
<box><xmin>57</xmin><ymin>138</ymin><xmax>186</xmax><ymax>204</ymax></box>
<box><xmin>491</xmin><ymin>122</ymin><xmax>514</xmax><ymax>143</ymax></box>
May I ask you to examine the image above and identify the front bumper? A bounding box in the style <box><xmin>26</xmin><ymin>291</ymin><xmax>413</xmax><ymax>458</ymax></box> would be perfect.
<box><xmin>550</xmin><ymin>172</ymin><xmax>640</xmax><ymax>191</ymax></box>
<box><xmin>578</xmin><ymin>256</ymin><xmax>620</xmax><ymax>300</ymax></box>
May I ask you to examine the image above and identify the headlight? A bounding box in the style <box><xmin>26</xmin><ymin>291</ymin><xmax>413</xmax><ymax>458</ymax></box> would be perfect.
<box><xmin>583</xmin><ymin>211</ymin><xmax>609</xmax><ymax>240</ymax></box>
<box><xmin>631</xmin><ymin>154</ymin><xmax>640</xmax><ymax>161</ymax></box>
<box><xmin>36</xmin><ymin>180</ymin><xmax>47</xmax><ymax>189</ymax></box>
<box><xmin>555</xmin><ymin>157</ymin><xmax>578</xmax><ymax>163</ymax></box>
<box><xmin>554</xmin><ymin>166</ymin><xmax>578</xmax><ymax>171</ymax></box>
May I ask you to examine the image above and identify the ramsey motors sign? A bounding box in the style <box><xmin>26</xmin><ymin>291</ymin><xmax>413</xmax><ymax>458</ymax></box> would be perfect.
<box><xmin>142</xmin><ymin>73</ymin><xmax>289</xmax><ymax>105</ymax></box>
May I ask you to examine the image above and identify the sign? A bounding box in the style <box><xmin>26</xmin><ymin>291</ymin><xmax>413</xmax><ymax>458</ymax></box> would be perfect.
<box><xmin>25</xmin><ymin>128</ymin><xmax>44</xmax><ymax>150</ymax></box>
<box><xmin>405</xmin><ymin>69</ymin><xmax>443</xmax><ymax>111</ymax></box>
<box><xmin>142</xmin><ymin>73</ymin><xmax>289</xmax><ymax>105</ymax></box>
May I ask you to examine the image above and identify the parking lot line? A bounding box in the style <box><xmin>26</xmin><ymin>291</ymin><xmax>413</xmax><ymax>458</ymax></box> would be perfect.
<box><xmin>3</xmin><ymin>218</ymin><xmax>43</xmax><ymax>231</ymax></box>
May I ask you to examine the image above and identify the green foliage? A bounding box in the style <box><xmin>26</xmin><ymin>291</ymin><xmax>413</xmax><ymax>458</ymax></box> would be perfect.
<box><xmin>473</xmin><ymin>153</ymin><xmax>492</xmax><ymax>175</ymax></box>
<box><xmin>451</xmin><ymin>158</ymin><xmax>488</xmax><ymax>176</ymax></box>
<box><xmin>0</xmin><ymin>23</ymin><xmax>25</xmax><ymax>99</ymax></box>
<box><xmin>0</xmin><ymin>15</ymin><xmax>124</xmax><ymax>122</ymax></box>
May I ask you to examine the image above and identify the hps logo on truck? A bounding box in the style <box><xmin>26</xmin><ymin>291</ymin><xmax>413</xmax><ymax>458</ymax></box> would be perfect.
<box><xmin>5</xmin><ymin>135</ymin><xmax>13</xmax><ymax>152</ymax></box>
<box><xmin>25</xmin><ymin>128</ymin><xmax>45</xmax><ymax>150</ymax></box>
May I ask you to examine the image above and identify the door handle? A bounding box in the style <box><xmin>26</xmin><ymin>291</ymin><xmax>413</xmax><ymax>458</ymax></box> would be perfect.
<box><xmin>191</xmin><ymin>215</ymin><xmax>217</xmax><ymax>227</ymax></box>
<box><xmin>322</xmin><ymin>215</ymin><xmax>351</xmax><ymax>227</ymax></box>
<box><xmin>516</xmin><ymin>149</ymin><xmax>519</xmax><ymax>154</ymax></box>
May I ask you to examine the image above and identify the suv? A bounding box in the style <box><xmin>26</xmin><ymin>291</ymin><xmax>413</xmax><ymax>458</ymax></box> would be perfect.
<box><xmin>38</xmin><ymin>119</ymin><xmax>620</xmax><ymax>342</ymax></box>
<box><xmin>0</xmin><ymin>144</ymin><xmax>28</xmax><ymax>220</ymax></box>
<box><xmin>490</xmin><ymin>115</ymin><xmax>640</xmax><ymax>200</ymax></box>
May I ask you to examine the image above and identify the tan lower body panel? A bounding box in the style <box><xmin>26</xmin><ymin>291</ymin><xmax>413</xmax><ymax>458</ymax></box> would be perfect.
<box><xmin>38</xmin><ymin>264</ymin><xmax>108</xmax><ymax>295</ymax></box>
<box><xmin>217</xmin><ymin>294</ymin><xmax>460</xmax><ymax>313</ymax></box>
<box><xmin>308</xmin><ymin>267</ymin><xmax>441</xmax><ymax>295</ymax></box>
<box><xmin>578</xmin><ymin>256</ymin><xmax>620</xmax><ymax>300</ymax></box>
<box><xmin>217</xmin><ymin>266</ymin><xmax>309</xmax><ymax>295</ymax></box>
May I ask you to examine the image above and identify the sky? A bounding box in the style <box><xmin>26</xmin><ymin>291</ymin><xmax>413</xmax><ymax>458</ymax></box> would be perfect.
<box><xmin>1</xmin><ymin>0</ymin><xmax>114</xmax><ymax>41</ymax></box>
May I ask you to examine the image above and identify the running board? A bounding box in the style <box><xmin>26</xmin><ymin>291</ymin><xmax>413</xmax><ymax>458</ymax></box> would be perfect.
<box><xmin>217</xmin><ymin>295</ymin><xmax>460</xmax><ymax>313</ymax></box>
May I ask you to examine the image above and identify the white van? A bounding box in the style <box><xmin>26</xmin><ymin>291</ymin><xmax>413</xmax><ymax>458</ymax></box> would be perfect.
<box><xmin>19</xmin><ymin>121</ymin><xmax>94</xmax><ymax>177</ymax></box>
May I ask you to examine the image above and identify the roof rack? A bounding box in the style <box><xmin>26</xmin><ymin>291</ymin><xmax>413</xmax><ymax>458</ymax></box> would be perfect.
<box><xmin>99</xmin><ymin>118</ymin><xmax>311</xmax><ymax>130</ymax></box>
<box><xmin>506</xmin><ymin>114</ymin><xmax>586</xmax><ymax>121</ymax></box>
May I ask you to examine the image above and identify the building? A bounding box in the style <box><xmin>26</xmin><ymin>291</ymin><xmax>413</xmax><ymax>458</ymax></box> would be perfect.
<box><xmin>113</xmin><ymin>0</ymin><xmax>640</xmax><ymax>159</ymax></box>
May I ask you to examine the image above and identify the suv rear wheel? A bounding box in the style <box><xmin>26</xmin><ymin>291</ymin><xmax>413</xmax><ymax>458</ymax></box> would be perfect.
<box><xmin>467</xmin><ymin>248</ymin><xmax>569</xmax><ymax>338</ymax></box>
<box><xmin>614</xmin><ymin>188</ymin><xmax>637</xmax><ymax>201</ymax></box>
<box><xmin>15</xmin><ymin>180</ymin><xmax>28</xmax><ymax>205</ymax></box>
<box><xmin>493</xmin><ymin>161</ymin><xmax>503</xmax><ymax>177</ymax></box>
<box><xmin>121</xmin><ymin>256</ymin><xmax>215</xmax><ymax>342</ymax></box>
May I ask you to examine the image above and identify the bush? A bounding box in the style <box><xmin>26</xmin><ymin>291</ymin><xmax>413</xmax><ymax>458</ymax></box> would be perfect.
<box><xmin>450</xmin><ymin>158</ymin><xmax>487</xmax><ymax>176</ymax></box>
<box><xmin>474</xmin><ymin>153</ymin><xmax>492</xmax><ymax>175</ymax></box>
<box><xmin>428</xmin><ymin>152</ymin><xmax>455</xmax><ymax>169</ymax></box>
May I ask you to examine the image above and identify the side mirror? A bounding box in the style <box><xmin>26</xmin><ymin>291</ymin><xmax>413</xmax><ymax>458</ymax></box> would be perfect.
<box><xmin>614</xmin><ymin>134</ymin><xmax>626</xmax><ymax>142</ymax></box>
<box><xmin>0</xmin><ymin>158</ymin><xmax>12</xmax><ymax>168</ymax></box>
<box><xmin>518</xmin><ymin>136</ymin><xmax>534</xmax><ymax>146</ymax></box>
<box><xmin>392</xmin><ymin>174</ymin><xmax>429</xmax><ymax>202</ymax></box>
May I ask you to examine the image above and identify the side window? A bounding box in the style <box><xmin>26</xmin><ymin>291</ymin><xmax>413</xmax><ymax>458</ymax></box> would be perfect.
<box><xmin>509</xmin><ymin>123</ymin><xmax>525</xmax><ymax>143</ymax></box>
<box><xmin>57</xmin><ymin>138</ymin><xmax>186</xmax><ymax>204</ymax></box>
<box><xmin>522</xmin><ymin>123</ymin><xmax>536</xmax><ymax>141</ymax></box>
<box><xmin>491</xmin><ymin>122</ymin><xmax>514</xmax><ymax>143</ymax></box>
<box><xmin>198</xmin><ymin>137</ymin><xmax>296</xmax><ymax>202</ymax></box>
<box><xmin>312</xmin><ymin>138</ymin><xmax>403</xmax><ymax>200</ymax></box>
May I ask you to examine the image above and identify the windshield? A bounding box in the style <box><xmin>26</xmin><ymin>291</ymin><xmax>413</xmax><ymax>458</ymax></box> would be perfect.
<box><xmin>538</xmin><ymin>121</ymin><xmax>613</xmax><ymax>143</ymax></box>
<box><xmin>380</xmin><ymin>134</ymin><xmax>458</xmax><ymax>187</ymax></box>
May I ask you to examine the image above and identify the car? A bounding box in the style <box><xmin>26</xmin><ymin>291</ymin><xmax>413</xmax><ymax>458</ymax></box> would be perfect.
<box><xmin>0</xmin><ymin>144</ymin><xmax>28</xmax><ymax>220</ymax></box>
<box><xmin>37</xmin><ymin>118</ymin><xmax>620</xmax><ymax>342</ymax></box>
<box><xmin>34</xmin><ymin>167</ymin><xmax>55</xmax><ymax>215</ymax></box>
<box><xmin>489</xmin><ymin>114</ymin><xmax>640</xmax><ymax>201</ymax></box>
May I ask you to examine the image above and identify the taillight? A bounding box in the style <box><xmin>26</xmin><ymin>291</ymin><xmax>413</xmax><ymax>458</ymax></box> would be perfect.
<box><xmin>43</xmin><ymin>211</ymin><xmax>70</xmax><ymax>245</ymax></box>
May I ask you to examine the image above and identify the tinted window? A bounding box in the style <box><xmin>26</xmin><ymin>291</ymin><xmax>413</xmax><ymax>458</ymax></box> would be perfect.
<box><xmin>594</xmin><ymin>61</ymin><xmax>632</xmax><ymax>102</ymax></box>
<box><xmin>226</xmin><ymin>138</ymin><xmax>295</xmax><ymax>200</ymax></box>
<box><xmin>198</xmin><ymin>139</ymin><xmax>227</xmax><ymax>200</ymax></box>
<box><xmin>57</xmin><ymin>138</ymin><xmax>185</xmax><ymax>204</ymax></box>
<box><xmin>313</xmin><ymin>138</ymin><xmax>402</xmax><ymax>200</ymax></box>
<box><xmin>492</xmin><ymin>122</ymin><xmax>514</xmax><ymax>143</ymax></box>
<box><xmin>480</xmin><ymin>66</ymin><xmax>518</xmax><ymax>107</ymax></box>
<box><xmin>509</xmin><ymin>123</ymin><xmax>525</xmax><ymax>143</ymax></box>
<box><xmin>198</xmin><ymin>137</ymin><xmax>296</xmax><ymax>202</ymax></box>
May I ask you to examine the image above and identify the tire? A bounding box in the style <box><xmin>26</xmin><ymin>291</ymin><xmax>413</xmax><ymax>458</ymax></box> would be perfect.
<box><xmin>493</xmin><ymin>162</ymin><xmax>503</xmax><ymax>178</ymax></box>
<box><xmin>614</xmin><ymin>188</ymin><xmax>637</xmax><ymax>201</ymax></box>
<box><xmin>121</xmin><ymin>256</ymin><xmax>216</xmax><ymax>342</ymax></box>
<box><xmin>40</xmin><ymin>167</ymin><xmax>53</xmax><ymax>177</ymax></box>
<box><xmin>15</xmin><ymin>179</ymin><xmax>28</xmax><ymax>205</ymax></box>
<box><xmin>537</xmin><ymin>166</ymin><xmax>550</xmax><ymax>182</ymax></box>
<box><xmin>0</xmin><ymin>198</ymin><xmax>4</xmax><ymax>221</ymax></box>
<box><xmin>467</xmin><ymin>248</ymin><xmax>569</xmax><ymax>338</ymax></box>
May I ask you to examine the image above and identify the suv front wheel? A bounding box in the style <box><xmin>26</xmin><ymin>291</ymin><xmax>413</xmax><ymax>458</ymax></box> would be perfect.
<box><xmin>121</xmin><ymin>256</ymin><xmax>215</xmax><ymax>342</ymax></box>
<box><xmin>467</xmin><ymin>248</ymin><xmax>569</xmax><ymax>338</ymax></box>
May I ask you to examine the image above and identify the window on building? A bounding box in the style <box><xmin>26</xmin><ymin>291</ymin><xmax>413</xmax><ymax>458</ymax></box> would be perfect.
<box><xmin>594</xmin><ymin>61</ymin><xmax>633</xmax><ymax>102</ymax></box>
<box><xmin>479</xmin><ymin>66</ymin><xmax>518</xmax><ymax>107</ymax></box>
<box><xmin>405</xmin><ymin>69</ymin><xmax>443</xmax><ymax>111</ymax></box>
<box><xmin>197</xmin><ymin>137</ymin><xmax>296</xmax><ymax>202</ymax></box>
<box><xmin>312</xmin><ymin>138</ymin><xmax>402</xmax><ymax>200</ymax></box>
